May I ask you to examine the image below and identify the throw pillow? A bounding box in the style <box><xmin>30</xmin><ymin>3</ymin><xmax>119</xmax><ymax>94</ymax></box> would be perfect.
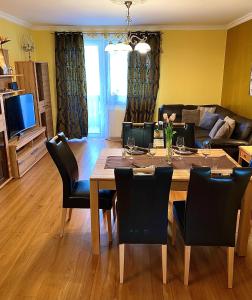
<box><xmin>198</xmin><ymin>106</ymin><xmax>216</xmax><ymax>121</ymax></box>
<box><xmin>199</xmin><ymin>112</ymin><xmax>219</xmax><ymax>130</ymax></box>
<box><xmin>209</xmin><ymin>119</ymin><xmax>225</xmax><ymax>139</ymax></box>
<box><xmin>214</xmin><ymin>122</ymin><xmax>230</xmax><ymax>139</ymax></box>
<box><xmin>181</xmin><ymin>109</ymin><xmax>200</xmax><ymax>125</ymax></box>
<box><xmin>224</xmin><ymin>116</ymin><xmax>236</xmax><ymax>138</ymax></box>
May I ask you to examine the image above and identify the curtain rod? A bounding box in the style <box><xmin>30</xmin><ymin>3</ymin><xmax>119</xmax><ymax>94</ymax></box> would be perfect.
<box><xmin>53</xmin><ymin>31</ymin><xmax>161</xmax><ymax>35</ymax></box>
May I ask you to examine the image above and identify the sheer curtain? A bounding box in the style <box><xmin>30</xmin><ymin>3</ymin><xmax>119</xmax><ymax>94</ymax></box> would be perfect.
<box><xmin>84</xmin><ymin>35</ymin><xmax>128</xmax><ymax>138</ymax></box>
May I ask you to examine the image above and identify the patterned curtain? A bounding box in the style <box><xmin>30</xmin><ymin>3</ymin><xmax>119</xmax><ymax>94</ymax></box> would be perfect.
<box><xmin>55</xmin><ymin>32</ymin><xmax>88</xmax><ymax>138</ymax></box>
<box><xmin>124</xmin><ymin>32</ymin><xmax>161</xmax><ymax>123</ymax></box>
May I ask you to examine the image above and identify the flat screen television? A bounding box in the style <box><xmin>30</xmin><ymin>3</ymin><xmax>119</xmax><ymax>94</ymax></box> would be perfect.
<box><xmin>5</xmin><ymin>93</ymin><xmax>36</xmax><ymax>139</ymax></box>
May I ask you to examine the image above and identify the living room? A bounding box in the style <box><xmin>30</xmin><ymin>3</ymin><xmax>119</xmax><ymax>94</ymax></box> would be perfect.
<box><xmin>0</xmin><ymin>0</ymin><xmax>252</xmax><ymax>299</ymax></box>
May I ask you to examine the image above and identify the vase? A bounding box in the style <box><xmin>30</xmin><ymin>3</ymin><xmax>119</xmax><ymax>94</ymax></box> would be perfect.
<box><xmin>166</xmin><ymin>139</ymin><xmax>173</xmax><ymax>165</ymax></box>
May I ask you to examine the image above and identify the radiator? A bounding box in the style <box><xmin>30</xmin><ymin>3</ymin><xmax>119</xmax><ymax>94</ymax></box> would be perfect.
<box><xmin>108</xmin><ymin>107</ymin><xmax>126</xmax><ymax>138</ymax></box>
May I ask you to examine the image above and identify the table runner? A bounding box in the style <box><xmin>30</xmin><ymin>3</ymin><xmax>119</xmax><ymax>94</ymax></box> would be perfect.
<box><xmin>104</xmin><ymin>155</ymin><xmax>237</xmax><ymax>170</ymax></box>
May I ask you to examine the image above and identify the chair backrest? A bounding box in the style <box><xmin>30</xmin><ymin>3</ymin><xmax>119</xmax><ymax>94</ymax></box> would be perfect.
<box><xmin>184</xmin><ymin>167</ymin><xmax>252</xmax><ymax>246</ymax></box>
<box><xmin>46</xmin><ymin>132</ymin><xmax>79</xmax><ymax>196</ymax></box>
<box><xmin>163</xmin><ymin>123</ymin><xmax>195</xmax><ymax>148</ymax></box>
<box><xmin>115</xmin><ymin>167</ymin><xmax>173</xmax><ymax>244</ymax></box>
<box><xmin>249</xmin><ymin>160</ymin><xmax>252</xmax><ymax>167</ymax></box>
<box><xmin>122</xmin><ymin>122</ymin><xmax>155</xmax><ymax>148</ymax></box>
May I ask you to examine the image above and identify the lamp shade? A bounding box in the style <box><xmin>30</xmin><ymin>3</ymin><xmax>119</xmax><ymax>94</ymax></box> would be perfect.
<box><xmin>114</xmin><ymin>42</ymin><xmax>133</xmax><ymax>52</ymax></box>
<box><xmin>105</xmin><ymin>42</ymin><xmax>117</xmax><ymax>52</ymax></box>
<box><xmin>134</xmin><ymin>41</ymin><xmax>151</xmax><ymax>54</ymax></box>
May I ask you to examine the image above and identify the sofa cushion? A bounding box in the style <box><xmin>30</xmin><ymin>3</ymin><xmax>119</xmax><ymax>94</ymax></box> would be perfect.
<box><xmin>231</xmin><ymin>119</ymin><xmax>252</xmax><ymax>140</ymax></box>
<box><xmin>199</xmin><ymin>112</ymin><xmax>219</xmax><ymax>130</ymax></box>
<box><xmin>214</xmin><ymin>122</ymin><xmax>230</xmax><ymax>139</ymax></box>
<box><xmin>209</xmin><ymin>119</ymin><xmax>225</xmax><ymax>139</ymax></box>
<box><xmin>224</xmin><ymin>116</ymin><xmax>236</xmax><ymax>138</ymax></box>
<box><xmin>198</xmin><ymin>106</ymin><xmax>216</xmax><ymax>121</ymax></box>
<box><xmin>182</xmin><ymin>109</ymin><xmax>200</xmax><ymax>125</ymax></box>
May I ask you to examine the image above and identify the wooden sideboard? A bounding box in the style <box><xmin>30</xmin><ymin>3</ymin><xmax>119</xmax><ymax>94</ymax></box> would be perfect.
<box><xmin>15</xmin><ymin>61</ymin><xmax>54</xmax><ymax>138</ymax></box>
<box><xmin>0</xmin><ymin>53</ymin><xmax>51</xmax><ymax>188</ymax></box>
<box><xmin>8</xmin><ymin>127</ymin><xmax>47</xmax><ymax>178</ymax></box>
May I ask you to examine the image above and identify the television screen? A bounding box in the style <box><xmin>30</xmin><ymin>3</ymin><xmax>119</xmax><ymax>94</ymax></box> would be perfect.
<box><xmin>5</xmin><ymin>94</ymin><xmax>36</xmax><ymax>139</ymax></box>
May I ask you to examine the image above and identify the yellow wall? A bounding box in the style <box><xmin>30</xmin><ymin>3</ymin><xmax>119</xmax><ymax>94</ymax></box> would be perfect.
<box><xmin>0</xmin><ymin>18</ymin><xmax>32</xmax><ymax>66</ymax></box>
<box><xmin>156</xmin><ymin>30</ymin><xmax>227</xmax><ymax>118</ymax></box>
<box><xmin>32</xmin><ymin>31</ymin><xmax>56</xmax><ymax>131</ymax></box>
<box><xmin>1</xmin><ymin>16</ymin><xmax>227</xmax><ymax>126</ymax></box>
<box><xmin>221</xmin><ymin>20</ymin><xmax>252</xmax><ymax>119</ymax></box>
<box><xmin>0</xmin><ymin>18</ymin><xmax>57</xmax><ymax>131</ymax></box>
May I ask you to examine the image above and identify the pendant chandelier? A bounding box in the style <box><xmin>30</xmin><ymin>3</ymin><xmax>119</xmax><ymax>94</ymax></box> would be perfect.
<box><xmin>105</xmin><ymin>1</ymin><xmax>151</xmax><ymax>54</ymax></box>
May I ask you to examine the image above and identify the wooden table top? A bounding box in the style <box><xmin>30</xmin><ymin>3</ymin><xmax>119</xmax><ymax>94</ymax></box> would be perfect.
<box><xmin>90</xmin><ymin>148</ymin><xmax>240</xmax><ymax>182</ymax></box>
<box><xmin>239</xmin><ymin>145</ymin><xmax>252</xmax><ymax>155</ymax></box>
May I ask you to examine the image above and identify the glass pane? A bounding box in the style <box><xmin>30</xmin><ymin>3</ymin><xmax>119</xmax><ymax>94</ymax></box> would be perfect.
<box><xmin>84</xmin><ymin>45</ymin><xmax>101</xmax><ymax>135</ymax></box>
<box><xmin>109</xmin><ymin>51</ymin><xmax>128</xmax><ymax>98</ymax></box>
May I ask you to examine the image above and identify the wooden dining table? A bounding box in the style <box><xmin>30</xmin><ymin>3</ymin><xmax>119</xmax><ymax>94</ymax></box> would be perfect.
<box><xmin>90</xmin><ymin>148</ymin><xmax>252</xmax><ymax>256</ymax></box>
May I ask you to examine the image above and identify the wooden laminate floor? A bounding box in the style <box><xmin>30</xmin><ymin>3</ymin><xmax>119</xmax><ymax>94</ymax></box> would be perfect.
<box><xmin>0</xmin><ymin>138</ymin><xmax>252</xmax><ymax>300</ymax></box>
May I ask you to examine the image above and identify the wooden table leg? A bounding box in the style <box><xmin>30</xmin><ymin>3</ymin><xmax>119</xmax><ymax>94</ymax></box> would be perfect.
<box><xmin>236</xmin><ymin>180</ymin><xmax>252</xmax><ymax>256</ymax></box>
<box><xmin>90</xmin><ymin>179</ymin><xmax>100</xmax><ymax>255</ymax></box>
<box><xmin>238</xmin><ymin>149</ymin><xmax>242</xmax><ymax>165</ymax></box>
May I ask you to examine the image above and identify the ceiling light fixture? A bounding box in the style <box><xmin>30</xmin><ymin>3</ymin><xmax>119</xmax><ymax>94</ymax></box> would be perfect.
<box><xmin>105</xmin><ymin>0</ymin><xmax>151</xmax><ymax>54</ymax></box>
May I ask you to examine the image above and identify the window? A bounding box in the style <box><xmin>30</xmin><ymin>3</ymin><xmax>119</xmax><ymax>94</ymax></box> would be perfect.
<box><xmin>84</xmin><ymin>37</ymin><xmax>128</xmax><ymax>137</ymax></box>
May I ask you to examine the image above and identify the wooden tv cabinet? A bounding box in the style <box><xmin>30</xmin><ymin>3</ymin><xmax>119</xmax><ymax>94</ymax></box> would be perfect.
<box><xmin>8</xmin><ymin>127</ymin><xmax>47</xmax><ymax>178</ymax></box>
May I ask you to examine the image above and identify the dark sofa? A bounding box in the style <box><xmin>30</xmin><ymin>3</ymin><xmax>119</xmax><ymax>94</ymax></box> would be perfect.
<box><xmin>158</xmin><ymin>104</ymin><xmax>252</xmax><ymax>160</ymax></box>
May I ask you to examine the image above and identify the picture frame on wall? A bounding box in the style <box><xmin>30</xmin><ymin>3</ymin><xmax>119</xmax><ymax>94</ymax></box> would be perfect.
<box><xmin>250</xmin><ymin>68</ymin><xmax>252</xmax><ymax>96</ymax></box>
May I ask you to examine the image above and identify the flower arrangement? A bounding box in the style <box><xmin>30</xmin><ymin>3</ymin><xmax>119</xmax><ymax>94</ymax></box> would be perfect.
<box><xmin>163</xmin><ymin>113</ymin><xmax>176</xmax><ymax>163</ymax></box>
<box><xmin>163</xmin><ymin>113</ymin><xmax>176</xmax><ymax>144</ymax></box>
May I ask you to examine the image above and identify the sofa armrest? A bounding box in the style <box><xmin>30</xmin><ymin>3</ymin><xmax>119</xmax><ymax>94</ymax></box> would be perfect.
<box><xmin>210</xmin><ymin>138</ymin><xmax>249</xmax><ymax>147</ymax></box>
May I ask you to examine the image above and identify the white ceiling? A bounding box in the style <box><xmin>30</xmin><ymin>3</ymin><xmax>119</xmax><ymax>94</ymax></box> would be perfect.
<box><xmin>0</xmin><ymin>0</ymin><xmax>252</xmax><ymax>28</ymax></box>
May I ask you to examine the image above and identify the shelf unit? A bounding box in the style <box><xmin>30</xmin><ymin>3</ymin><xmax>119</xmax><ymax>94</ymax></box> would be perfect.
<box><xmin>0</xmin><ymin>94</ymin><xmax>12</xmax><ymax>188</ymax></box>
<box><xmin>0</xmin><ymin>89</ymin><xmax>25</xmax><ymax>96</ymax></box>
<box><xmin>0</xmin><ymin>51</ymin><xmax>25</xmax><ymax>188</ymax></box>
<box><xmin>15</xmin><ymin>61</ymin><xmax>54</xmax><ymax>138</ymax></box>
<box><xmin>8</xmin><ymin>127</ymin><xmax>47</xmax><ymax>178</ymax></box>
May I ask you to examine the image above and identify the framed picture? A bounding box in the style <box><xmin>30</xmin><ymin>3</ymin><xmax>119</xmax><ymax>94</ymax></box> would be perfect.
<box><xmin>0</xmin><ymin>49</ymin><xmax>8</xmax><ymax>75</ymax></box>
<box><xmin>250</xmin><ymin>68</ymin><xmax>252</xmax><ymax>96</ymax></box>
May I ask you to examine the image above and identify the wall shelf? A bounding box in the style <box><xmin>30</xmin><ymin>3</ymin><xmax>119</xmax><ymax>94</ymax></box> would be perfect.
<box><xmin>0</xmin><ymin>74</ymin><xmax>23</xmax><ymax>78</ymax></box>
<box><xmin>0</xmin><ymin>89</ymin><xmax>25</xmax><ymax>96</ymax></box>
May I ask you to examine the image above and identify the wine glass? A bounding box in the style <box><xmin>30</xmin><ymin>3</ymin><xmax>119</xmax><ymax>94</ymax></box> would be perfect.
<box><xmin>127</xmin><ymin>137</ymin><xmax>135</xmax><ymax>160</ymax></box>
<box><xmin>202</xmin><ymin>140</ymin><xmax>211</xmax><ymax>164</ymax></box>
<box><xmin>148</xmin><ymin>143</ymin><xmax>156</xmax><ymax>158</ymax></box>
<box><xmin>176</xmin><ymin>136</ymin><xmax>185</xmax><ymax>160</ymax></box>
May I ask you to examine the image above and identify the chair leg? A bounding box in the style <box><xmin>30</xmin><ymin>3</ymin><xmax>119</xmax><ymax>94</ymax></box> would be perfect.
<box><xmin>119</xmin><ymin>244</ymin><xmax>125</xmax><ymax>284</ymax></box>
<box><xmin>162</xmin><ymin>245</ymin><xmax>167</xmax><ymax>284</ymax></box>
<box><xmin>67</xmin><ymin>208</ymin><xmax>73</xmax><ymax>222</ymax></box>
<box><xmin>112</xmin><ymin>194</ymin><xmax>117</xmax><ymax>221</ymax></box>
<box><xmin>227</xmin><ymin>247</ymin><xmax>235</xmax><ymax>288</ymax></box>
<box><xmin>172</xmin><ymin>219</ymin><xmax>177</xmax><ymax>246</ymax></box>
<box><xmin>60</xmin><ymin>208</ymin><xmax>67</xmax><ymax>238</ymax></box>
<box><xmin>106</xmin><ymin>210</ymin><xmax>112</xmax><ymax>243</ymax></box>
<box><xmin>184</xmin><ymin>246</ymin><xmax>191</xmax><ymax>286</ymax></box>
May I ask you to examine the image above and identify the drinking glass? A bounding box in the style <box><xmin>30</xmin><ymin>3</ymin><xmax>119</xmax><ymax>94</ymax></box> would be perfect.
<box><xmin>127</xmin><ymin>137</ymin><xmax>135</xmax><ymax>160</ymax></box>
<box><xmin>148</xmin><ymin>143</ymin><xmax>156</xmax><ymax>158</ymax></box>
<box><xmin>202</xmin><ymin>140</ymin><xmax>211</xmax><ymax>165</ymax></box>
<box><xmin>176</xmin><ymin>136</ymin><xmax>185</xmax><ymax>160</ymax></box>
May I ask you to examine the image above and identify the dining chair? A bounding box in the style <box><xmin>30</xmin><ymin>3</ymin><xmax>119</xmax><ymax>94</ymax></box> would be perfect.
<box><xmin>46</xmin><ymin>132</ymin><xmax>115</xmax><ymax>240</ymax></box>
<box><xmin>114</xmin><ymin>167</ymin><xmax>173</xmax><ymax>284</ymax></box>
<box><xmin>122</xmin><ymin>122</ymin><xmax>155</xmax><ymax>148</ymax></box>
<box><xmin>163</xmin><ymin>123</ymin><xmax>195</xmax><ymax>148</ymax></box>
<box><xmin>249</xmin><ymin>160</ymin><xmax>252</xmax><ymax>167</ymax></box>
<box><xmin>172</xmin><ymin>167</ymin><xmax>252</xmax><ymax>288</ymax></box>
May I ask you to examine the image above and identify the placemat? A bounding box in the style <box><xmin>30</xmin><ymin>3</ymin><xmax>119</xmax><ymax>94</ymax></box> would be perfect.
<box><xmin>104</xmin><ymin>155</ymin><xmax>237</xmax><ymax>170</ymax></box>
